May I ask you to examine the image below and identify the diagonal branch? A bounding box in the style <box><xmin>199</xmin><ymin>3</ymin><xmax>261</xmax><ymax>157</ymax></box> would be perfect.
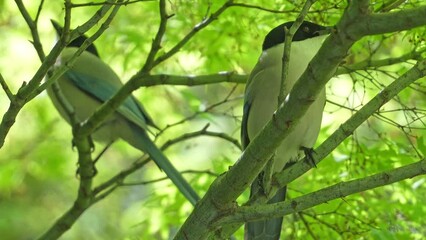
<box><xmin>335</xmin><ymin>48</ymin><xmax>426</xmax><ymax>75</ymax></box>
<box><xmin>161</xmin><ymin>124</ymin><xmax>242</xmax><ymax>150</ymax></box>
<box><xmin>215</xmin><ymin>158</ymin><xmax>426</xmax><ymax>225</ymax></box>
<box><xmin>141</xmin><ymin>0</ymin><xmax>169</xmax><ymax>72</ymax></box>
<box><xmin>141</xmin><ymin>72</ymin><xmax>247</xmax><ymax>86</ymax></box>
<box><xmin>279</xmin><ymin>0</ymin><xmax>316</xmax><ymax>104</ymax></box>
<box><xmin>219</xmin><ymin>62</ymin><xmax>426</xmax><ymax>236</ymax></box>
<box><xmin>14</xmin><ymin>0</ymin><xmax>45</xmax><ymax>60</ymax></box>
<box><xmin>74</xmin><ymin>1</ymin><xmax>236</xmax><ymax>139</ymax></box>
<box><xmin>176</xmin><ymin>0</ymin><xmax>426</xmax><ymax>238</ymax></box>
<box><xmin>92</xmin><ymin>125</ymin><xmax>240</xmax><ymax>199</ymax></box>
<box><xmin>150</xmin><ymin>0</ymin><xmax>234</xmax><ymax>68</ymax></box>
<box><xmin>242</xmin><ymin>58</ymin><xmax>426</xmax><ymax>207</ymax></box>
<box><xmin>0</xmin><ymin>0</ymin><xmax>116</xmax><ymax>149</ymax></box>
<box><xmin>0</xmin><ymin>73</ymin><xmax>13</xmax><ymax>101</ymax></box>
<box><xmin>34</xmin><ymin>0</ymin><xmax>45</xmax><ymax>23</ymax></box>
<box><xmin>71</xmin><ymin>0</ymin><xmax>154</xmax><ymax>7</ymax></box>
<box><xmin>276</xmin><ymin>58</ymin><xmax>426</xmax><ymax>188</ymax></box>
<box><xmin>35</xmin><ymin>2</ymin><xmax>124</xmax><ymax>240</ymax></box>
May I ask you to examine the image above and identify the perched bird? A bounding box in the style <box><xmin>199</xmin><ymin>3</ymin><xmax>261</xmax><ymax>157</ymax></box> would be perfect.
<box><xmin>242</xmin><ymin>21</ymin><xmax>329</xmax><ymax>239</ymax></box>
<box><xmin>47</xmin><ymin>20</ymin><xmax>199</xmax><ymax>205</ymax></box>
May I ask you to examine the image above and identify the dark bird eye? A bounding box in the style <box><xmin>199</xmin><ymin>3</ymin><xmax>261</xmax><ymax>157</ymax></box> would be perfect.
<box><xmin>303</xmin><ymin>26</ymin><xmax>310</xmax><ymax>33</ymax></box>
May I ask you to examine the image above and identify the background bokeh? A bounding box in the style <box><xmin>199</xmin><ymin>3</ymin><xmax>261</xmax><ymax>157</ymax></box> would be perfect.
<box><xmin>0</xmin><ymin>0</ymin><xmax>425</xmax><ymax>239</ymax></box>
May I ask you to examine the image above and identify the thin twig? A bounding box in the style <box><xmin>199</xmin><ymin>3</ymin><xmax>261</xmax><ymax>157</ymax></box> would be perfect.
<box><xmin>36</xmin><ymin>2</ymin><xmax>124</xmax><ymax>240</ymax></box>
<box><xmin>121</xmin><ymin>169</ymin><xmax>219</xmax><ymax>186</ymax></box>
<box><xmin>71</xmin><ymin>0</ymin><xmax>153</xmax><ymax>7</ymax></box>
<box><xmin>92</xmin><ymin>124</ymin><xmax>239</xmax><ymax>200</ymax></box>
<box><xmin>161</xmin><ymin>124</ymin><xmax>242</xmax><ymax>150</ymax></box>
<box><xmin>279</xmin><ymin>0</ymin><xmax>316</xmax><ymax>104</ymax></box>
<box><xmin>35</xmin><ymin>0</ymin><xmax>45</xmax><ymax>23</ymax></box>
<box><xmin>157</xmin><ymin>84</ymin><xmax>240</xmax><ymax>136</ymax></box>
<box><xmin>298</xmin><ymin>212</ymin><xmax>318</xmax><ymax>240</ymax></box>
<box><xmin>74</xmin><ymin>1</ymin><xmax>234</xmax><ymax>143</ymax></box>
<box><xmin>150</xmin><ymin>0</ymin><xmax>234</xmax><ymax>68</ymax></box>
<box><xmin>93</xmin><ymin>141</ymin><xmax>114</xmax><ymax>164</ymax></box>
<box><xmin>336</xmin><ymin>48</ymin><xmax>425</xmax><ymax>75</ymax></box>
<box><xmin>14</xmin><ymin>0</ymin><xmax>45</xmax><ymax>60</ymax></box>
<box><xmin>229</xmin><ymin>2</ymin><xmax>335</xmax><ymax>14</ymax></box>
<box><xmin>230</xmin><ymin>3</ymin><xmax>298</xmax><ymax>14</ymax></box>
<box><xmin>0</xmin><ymin>73</ymin><xmax>14</xmax><ymax>100</ymax></box>
<box><xmin>92</xmin><ymin>158</ymin><xmax>151</xmax><ymax>196</ymax></box>
<box><xmin>141</xmin><ymin>0</ymin><xmax>169</xmax><ymax>72</ymax></box>
<box><xmin>32</xmin><ymin>4</ymin><xmax>115</xmax><ymax>101</ymax></box>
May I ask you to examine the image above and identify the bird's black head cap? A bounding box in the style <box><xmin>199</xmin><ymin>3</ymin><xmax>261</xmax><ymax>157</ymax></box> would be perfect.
<box><xmin>51</xmin><ymin>20</ymin><xmax>100</xmax><ymax>57</ymax></box>
<box><xmin>262</xmin><ymin>21</ymin><xmax>328</xmax><ymax>51</ymax></box>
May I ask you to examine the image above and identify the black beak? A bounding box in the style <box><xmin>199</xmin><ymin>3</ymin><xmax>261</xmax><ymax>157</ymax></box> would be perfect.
<box><xmin>317</xmin><ymin>25</ymin><xmax>334</xmax><ymax>36</ymax></box>
<box><xmin>50</xmin><ymin>20</ymin><xmax>63</xmax><ymax>36</ymax></box>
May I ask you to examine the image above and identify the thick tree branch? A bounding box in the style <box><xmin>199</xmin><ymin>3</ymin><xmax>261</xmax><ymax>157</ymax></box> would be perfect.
<box><xmin>176</xmin><ymin>0</ymin><xmax>426</xmax><ymax>238</ymax></box>
<box><xmin>141</xmin><ymin>72</ymin><xmax>246</xmax><ymax>86</ymax></box>
<box><xmin>122</xmin><ymin>49</ymin><xmax>424</xmax><ymax>87</ymax></box>
<box><xmin>246</xmin><ymin>58</ymin><xmax>426</xmax><ymax>207</ymax></box>
<box><xmin>277</xmin><ymin>57</ymin><xmax>426</xmax><ymax>183</ymax></box>
<box><xmin>361</xmin><ymin>5</ymin><xmax>426</xmax><ymax>36</ymax></box>
<box><xmin>217</xmin><ymin>10</ymin><xmax>426</xmax><ymax>240</ymax></box>
<box><xmin>215</xmin><ymin>158</ymin><xmax>426</xmax><ymax>225</ymax></box>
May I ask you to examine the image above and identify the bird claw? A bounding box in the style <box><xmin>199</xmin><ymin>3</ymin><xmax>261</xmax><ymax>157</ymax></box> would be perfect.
<box><xmin>75</xmin><ymin>163</ymin><xmax>98</xmax><ymax>179</ymax></box>
<box><xmin>88</xmin><ymin>135</ymin><xmax>95</xmax><ymax>152</ymax></box>
<box><xmin>72</xmin><ymin>136</ymin><xmax>99</xmax><ymax>179</ymax></box>
<box><xmin>301</xmin><ymin>146</ymin><xmax>317</xmax><ymax>168</ymax></box>
<box><xmin>252</xmin><ymin>171</ymin><xmax>270</xmax><ymax>198</ymax></box>
<box><xmin>71</xmin><ymin>135</ymin><xmax>95</xmax><ymax>152</ymax></box>
<box><xmin>257</xmin><ymin>171</ymin><xmax>268</xmax><ymax>196</ymax></box>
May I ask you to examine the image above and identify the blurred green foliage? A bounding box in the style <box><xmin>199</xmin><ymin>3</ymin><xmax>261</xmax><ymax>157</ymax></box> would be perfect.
<box><xmin>0</xmin><ymin>0</ymin><xmax>425</xmax><ymax>239</ymax></box>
